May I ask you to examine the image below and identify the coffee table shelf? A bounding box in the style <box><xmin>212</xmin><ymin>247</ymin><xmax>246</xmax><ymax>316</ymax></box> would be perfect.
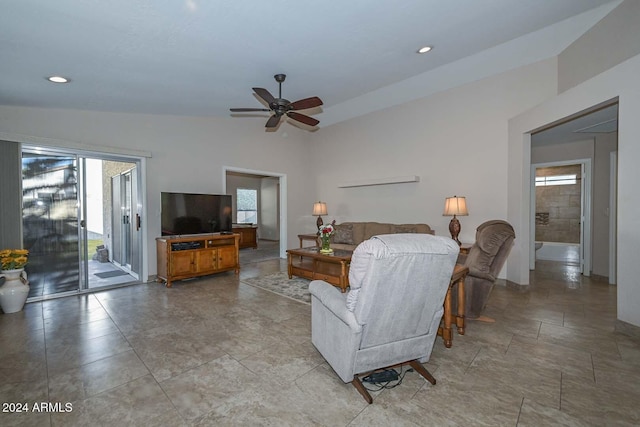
<box><xmin>286</xmin><ymin>247</ymin><xmax>352</xmax><ymax>293</ymax></box>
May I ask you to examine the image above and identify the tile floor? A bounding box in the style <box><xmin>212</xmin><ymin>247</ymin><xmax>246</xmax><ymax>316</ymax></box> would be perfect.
<box><xmin>1</xmin><ymin>259</ymin><xmax>639</xmax><ymax>426</ymax></box>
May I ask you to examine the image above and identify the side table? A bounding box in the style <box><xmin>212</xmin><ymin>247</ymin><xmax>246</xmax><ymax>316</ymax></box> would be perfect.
<box><xmin>298</xmin><ymin>233</ymin><xmax>319</xmax><ymax>248</ymax></box>
<box><xmin>459</xmin><ymin>243</ymin><xmax>473</xmax><ymax>255</ymax></box>
<box><xmin>438</xmin><ymin>264</ymin><xmax>469</xmax><ymax>348</ymax></box>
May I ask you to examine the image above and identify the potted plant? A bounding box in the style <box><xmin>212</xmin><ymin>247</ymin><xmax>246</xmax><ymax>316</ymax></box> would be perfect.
<box><xmin>0</xmin><ymin>249</ymin><xmax>30</xmax><ymax>313</ymax></box>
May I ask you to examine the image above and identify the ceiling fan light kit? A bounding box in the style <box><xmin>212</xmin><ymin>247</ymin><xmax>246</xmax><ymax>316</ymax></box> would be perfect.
<box><xmin>230</xmin><ymin>74</ymin><xmax>323</xmax><ymax>130</ymax></box>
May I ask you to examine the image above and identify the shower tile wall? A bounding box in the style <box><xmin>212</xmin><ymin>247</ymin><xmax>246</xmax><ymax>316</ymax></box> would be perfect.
<box><xmin>535</xmin><ymin>165</ymin><xmax>581</xmax><ymax>243</ymax></box>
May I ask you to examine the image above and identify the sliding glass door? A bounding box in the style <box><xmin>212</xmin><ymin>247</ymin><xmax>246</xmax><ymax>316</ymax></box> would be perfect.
<box><xmin>22</xmin><ymin>147</ymin><xmax>142</xmax><ymax>299</ymax></box>
<box><xmin>22</xmin><ymin>150</ymin><xmax>80</xmax><ymax>298</ymax></box>
<box><xmin>110</xmin><ymin>167</ymin><xmax>140</xmax><ymax>279</ymax></box>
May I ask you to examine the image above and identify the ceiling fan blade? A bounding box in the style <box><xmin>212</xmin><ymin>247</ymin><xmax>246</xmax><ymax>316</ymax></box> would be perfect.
<box><xmin>230</xmin><ymin>108</ymin><xmax>271</xmax><ymax>112</ymax></box>
<box><xmin>265</xmin><ymin>114</ymin><xmax>281</xmax><ymax>128</ymax></box>
<box><xmin>287</xmin><ymin>111</ymin><xmax>319</xmax><ymax>127</ymax></box>
<box><xmin>253</xmin><ymin>87</ymin><xmax>276</xmax><ymax>105</ymax></box>
<box><xmin>290</xmin><ymin>96</ymin><xmax>323</xmax><ymax>111</ymax></box>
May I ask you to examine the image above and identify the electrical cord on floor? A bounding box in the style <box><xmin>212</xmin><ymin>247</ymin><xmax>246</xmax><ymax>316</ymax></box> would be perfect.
<box><xmin>361</xmin><ymin>367</ymin><xmax>414</xmax><ymax>391</ymax></box>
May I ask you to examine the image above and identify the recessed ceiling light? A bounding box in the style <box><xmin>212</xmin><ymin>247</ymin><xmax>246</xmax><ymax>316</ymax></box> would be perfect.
<box><xmin>47</xmin><ymin>76</ymin><xmax>69</xmax><ymax>83</ymax></box>
<box><xmin>417</xmin><ymin>46</ymin><xmax>433</xmax><ymax>54</ymax></box>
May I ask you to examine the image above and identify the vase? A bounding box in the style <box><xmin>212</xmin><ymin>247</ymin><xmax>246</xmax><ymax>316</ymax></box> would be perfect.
<box><xmin>320</xmin><ymin>235</ymin><xmax>333</xmax><ymax>254</ymax></box>
<box><xmin>0</xmin><ymin>268</ymin><xmax>30</xmax><ymax>314</ymax></box>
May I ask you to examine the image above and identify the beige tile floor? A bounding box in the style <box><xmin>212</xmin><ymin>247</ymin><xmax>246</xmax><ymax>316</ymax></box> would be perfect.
<box><xmin>1</xmin><ymin>259</ymin><xmax>639</xmax><ymax>426</ymax></box>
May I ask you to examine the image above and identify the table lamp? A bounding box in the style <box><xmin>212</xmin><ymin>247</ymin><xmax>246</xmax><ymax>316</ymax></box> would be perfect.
<box><xmin>313</xmin><ymin>201</ymin><xmax>327</xmax><ymax>230</ymax></box>
<box><xmin>443</xmin><ymin>196</ymin><xmax>468</xmax><ymax>246</ymax></box>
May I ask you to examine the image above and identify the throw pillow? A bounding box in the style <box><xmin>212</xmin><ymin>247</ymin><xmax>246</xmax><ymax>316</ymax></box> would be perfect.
<box><xmin>333</xmin><ymin>224</ymin><xmax>355</xmax><ymax>244</ymax></box>
<box><xmin>395</xmin><ymin>225</ymin><xmax>418</xmax><ymax>233</ymax></box>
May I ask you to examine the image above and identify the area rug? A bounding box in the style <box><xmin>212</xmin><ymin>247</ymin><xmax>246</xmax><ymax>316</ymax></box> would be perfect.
<box><xmin>241</xmin><ymin>271</ymin><xmax>311</xmax><ymax>304</ymax></box>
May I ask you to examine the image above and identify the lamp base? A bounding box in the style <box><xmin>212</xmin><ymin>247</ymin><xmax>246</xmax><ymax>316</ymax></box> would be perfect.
<box><xmin>316</xmin><ymin>216</ymin><xmax>323</xmax><ymax>231</ymax></box>
<box><xmin>449</xmin><ymin>216</ymin><xmax>462</xmax><ymax>246</ymax></box>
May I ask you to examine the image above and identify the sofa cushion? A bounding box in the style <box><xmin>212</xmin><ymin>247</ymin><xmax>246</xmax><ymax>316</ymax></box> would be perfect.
<box><xmin>394</xmin><ymin>225</ymin><xmax>419</xmax><ymax>233</ymax></box>
<box><xmin>327</xmin><ymin>222</ymin><xmax>434</xmax><ymax>252</ymax></box>
<box><xmin>341</xmin><ymin>222</ymin><xmax>366</xmax><ymax>245</ymax></box>
<box><xmin>333</xmin><ymin>223</ymin><xmax>355</xmax><ymax>245</ymax></box>
<box><xmin>363</xmin><ymin>222</ymin><xmax>395</xmax><ymax>240</ymax></box>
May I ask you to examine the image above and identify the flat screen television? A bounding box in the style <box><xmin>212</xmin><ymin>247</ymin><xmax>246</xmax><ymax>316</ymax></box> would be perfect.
<box><xmin>161</xmin><ymin>192</ymin><xmax>232</xmax><ymax>235</ymax></box>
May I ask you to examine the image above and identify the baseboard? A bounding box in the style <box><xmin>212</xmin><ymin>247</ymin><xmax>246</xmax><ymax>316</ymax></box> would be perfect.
<box><xmin>503</xmin><ymin>279</ymin><xmax>530</xmax><ymax>291</ymax></box>
<box><xmin>589</xmin><ymin>273</ymin><xmax>609</xmax><ymax>283</ymax></box>
<box><xmin>615</xmin><ymin>319</ymin><xmax>640</xmax><ymax>339</ymax></box>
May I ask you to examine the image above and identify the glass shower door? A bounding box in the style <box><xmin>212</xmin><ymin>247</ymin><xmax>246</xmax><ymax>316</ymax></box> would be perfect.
<box><xmin>22</xmin><ymin>151</ymin><xmax>81</xmax><ymax>298</ymax></box>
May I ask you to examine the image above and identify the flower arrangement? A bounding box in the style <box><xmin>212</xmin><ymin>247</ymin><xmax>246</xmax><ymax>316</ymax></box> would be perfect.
<box><xmin>318</xmin><ymin>221</ymin><xmax>336</xmax><ymax>253</ymax></box>
<box><xmin>318</xmin><ymin>222</ymin><xmax>336</xmax><ymax>238</ymax></box>
<box><xmin>0</xmin><ymin>249</ymin><xmax>29</xmax><ymax>271</ymax></box>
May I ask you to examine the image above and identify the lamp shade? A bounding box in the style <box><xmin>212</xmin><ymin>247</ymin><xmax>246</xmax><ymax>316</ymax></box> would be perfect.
<box><xmin>443</xmin><ymin>196</ymin><xmax>468</xmax><ymax>216</ymax></box>
<box><xmin>313</xmin><ymin>202</ymin><xmax>328</xmax><ymax>216</ymax></box>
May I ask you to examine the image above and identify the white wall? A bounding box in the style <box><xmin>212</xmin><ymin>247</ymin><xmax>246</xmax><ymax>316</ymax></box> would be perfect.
<box><xmin>531</xmin><ymin>139</ymin><xmax>594</xmax><ymax>164</ymax></box>
<box><xmin>558</xmin><ymin>0</ymin><xmax>640</xmax><ymax>93</ymax></box>
<box><xmin>260</xmin><ymin>178</ymin><xmax>279</xmax><ymax>240</ymax></box>
<box><xmin>0</xmin><ymin>107</ymin><xmax>317</xmax><ymax>279</ymax></box>
<box><xmin>313</xmin><ymin>59</ymin><xmax>558</xmax><ymax>252</ymax></box>
<box><xmin>508</xmin><ymin>53</ymin><xmax>640</xmax><ymax>327</ymax></box>
<box><xmin>593</xmin><ymin>133</ymin><xmax>618</xmax><ymax>277</ymax></box>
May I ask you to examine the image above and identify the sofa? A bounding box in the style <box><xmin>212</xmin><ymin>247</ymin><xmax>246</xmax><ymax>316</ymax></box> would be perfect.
<box><xmin>326</xmin><ymin>222</ymin><xmax>434</xmax><ymax>251</ymax></box>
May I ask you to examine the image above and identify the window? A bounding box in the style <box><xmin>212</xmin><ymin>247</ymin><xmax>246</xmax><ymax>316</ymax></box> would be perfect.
<box><xmin>236</xmin><ymin>188</ymin><xmax>257</xmax><ymax>224</ymax></box>
<box><xmin>535</xmin><ymin>174</ymin><xmax>577</xmax><ymax>187</ymax></box>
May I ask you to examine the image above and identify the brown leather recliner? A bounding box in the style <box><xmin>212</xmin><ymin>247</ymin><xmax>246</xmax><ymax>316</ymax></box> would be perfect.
<box><xmin>456</xmin><ymin>220</ymin><xmax>515</xmax><ymax>319</ymax></box>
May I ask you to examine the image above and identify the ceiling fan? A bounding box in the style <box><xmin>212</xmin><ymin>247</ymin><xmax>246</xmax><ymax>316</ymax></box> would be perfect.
<box><xmin>230</xmin><ymin>74</ymin><xmax>323</xmax><ymax>129</ymax></box>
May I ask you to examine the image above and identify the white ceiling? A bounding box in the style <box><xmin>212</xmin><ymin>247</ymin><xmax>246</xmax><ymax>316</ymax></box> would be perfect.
<box><xmin>532</xmin><ymin>103</ymin><xmax>618</xmax><ymax>146</ymax></box>
<box><xmin>0</xmin><ymin>0</ymin><xmax>620</xmax><ymax>128</ymax></box>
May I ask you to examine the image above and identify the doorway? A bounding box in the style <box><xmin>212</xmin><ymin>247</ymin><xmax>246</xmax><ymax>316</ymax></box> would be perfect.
<box><xmin>21</xmin><ymin>147</ymin><xmax>142</xmax><ymax>299</ymax></box>
<box><xmin>531</xmin><ymin>160</ymin><xmax>591</xmax><ymax>275</ymax></box>
<box><xmin>528</xmin><ymin>102</ymin><xmax>618</xmax><ymax>282</ymax></box>
<box><xmin>223</xmin><ymin>167</ymin><xmax>287</xmax><ymax>260</ymax></box>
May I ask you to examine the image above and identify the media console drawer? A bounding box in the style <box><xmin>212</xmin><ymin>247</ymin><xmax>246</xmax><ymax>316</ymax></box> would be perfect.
<box><xmin>156</xmin><ymin>233</ymin><xmax>240</xmax><ymax>287</ymax></box>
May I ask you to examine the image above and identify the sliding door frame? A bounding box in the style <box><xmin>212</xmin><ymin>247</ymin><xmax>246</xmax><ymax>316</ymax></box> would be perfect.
<box><xmin>18</xmin><ymin>142</ymin><xmax>149</xmax><ymax>299</ymax></box>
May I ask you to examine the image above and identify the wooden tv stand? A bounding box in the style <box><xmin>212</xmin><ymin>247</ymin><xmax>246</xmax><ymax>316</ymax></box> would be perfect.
<box><xmin>156</xmin><ymin>233</ymin><xmax>240</xmax><ymax>287</ymax></box>
<box><xmin>231</xmin><ymin>225</ymin><xmax>258</xmax><ymax>249</ymax></box>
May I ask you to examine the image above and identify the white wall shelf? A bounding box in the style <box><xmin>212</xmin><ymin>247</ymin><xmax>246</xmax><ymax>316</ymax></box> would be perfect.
<box><xmin>338</xmin><ymin>175</ymin><xmax>420</xmax><ymax>188</ymax></box>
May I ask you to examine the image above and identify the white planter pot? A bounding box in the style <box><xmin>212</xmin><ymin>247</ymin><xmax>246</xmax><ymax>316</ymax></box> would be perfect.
<box><xmin>0</xmin><ymin>268</ymin><xmax>30</xmax><ymax>314</ymax></box>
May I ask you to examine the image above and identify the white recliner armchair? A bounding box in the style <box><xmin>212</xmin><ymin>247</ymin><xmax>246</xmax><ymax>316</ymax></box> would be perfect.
<box><xmin>309</xmin><ymin>233</ymin><xmax>459</xmax><ymax>403</ymax></box>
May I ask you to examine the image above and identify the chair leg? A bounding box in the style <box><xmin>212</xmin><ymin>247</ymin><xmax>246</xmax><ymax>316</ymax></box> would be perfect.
<box><xmin>351</xmin><ymin>376</ymin><xmax>373</xmax><ymax>404</ymax></box>
<box><xmin>409</xmin><ymin>360</ymin><xmax>436</xmax><ymax>385</ymax></box>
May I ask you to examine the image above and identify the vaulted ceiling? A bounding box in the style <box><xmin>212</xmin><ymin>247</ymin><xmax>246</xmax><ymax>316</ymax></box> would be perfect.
<box><xmin>1</xmin><ymin>1</ymin><xmax>619</xmax><ymax>127</ymax></box>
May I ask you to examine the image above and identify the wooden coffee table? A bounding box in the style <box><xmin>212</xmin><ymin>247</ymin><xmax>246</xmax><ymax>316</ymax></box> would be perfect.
<box><xmin>286</xmin><ymin>247</ymin><xmax>353</xmax><ymax>292</ymax></box>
